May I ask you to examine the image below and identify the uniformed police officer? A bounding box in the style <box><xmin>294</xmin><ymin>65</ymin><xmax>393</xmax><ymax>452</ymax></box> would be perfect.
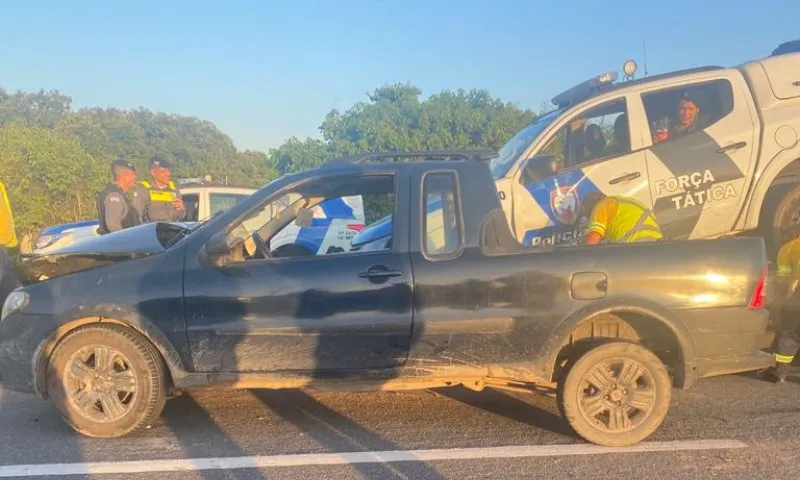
<box><xmin>96</xmin><ymin>158</ymin><xmax>140</xmax><ymax>235</ymax></box>
<box><xmin>132</xmin><ymin>157</ymin><xmax>186</xmax><ymax>224</ymax></box>
<box><xmin>581</xmin><ymin>192</ymin><xmax>663</xmax><ymax>245</ymax></box>
<box><xmin>768</xmin><ymin>224</ymin><xmax>800</xmax><ymax>383</ymax></box>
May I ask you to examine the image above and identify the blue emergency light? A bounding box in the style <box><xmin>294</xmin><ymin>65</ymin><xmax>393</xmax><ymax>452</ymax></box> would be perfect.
<box><xmin>551</xmin><ymin>71</ymin><xmax>618</xmax><ymax>109</ymax></box>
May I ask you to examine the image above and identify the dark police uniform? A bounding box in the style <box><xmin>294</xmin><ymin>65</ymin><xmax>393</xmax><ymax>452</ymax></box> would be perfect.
<box><xmin>771</xmin><ymin>235</ymin><xmax>800</xmax><ymax>382</ymax></box>
<box><xmin>96</xmin><ymin>160</ymin><xmax>140</xmax><ymax>235</ymax></box>
<box><xmin>132</xmin><ymin>158</ymin><xmax>186</xmax><ymax>223</ymax></box>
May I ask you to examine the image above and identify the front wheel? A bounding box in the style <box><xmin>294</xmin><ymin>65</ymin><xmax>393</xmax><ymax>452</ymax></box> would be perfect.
<box><xmin>46</xmin><ymin>324</ymin><xmax>168</xmax><ymax>438</ymax></box>
<box><xmin>557</xmin><ymin>341</ymin><xmax>672</xmax><ymax>447</ymax></box>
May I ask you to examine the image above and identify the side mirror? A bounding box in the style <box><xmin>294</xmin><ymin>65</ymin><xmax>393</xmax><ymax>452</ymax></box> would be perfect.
<box><xmin>295</xmin><ymin>207</ymin><xmax>313</xmax><ymax>228</ymax></box>
<box><xmin>205</xmin><ymin>230</ymin><xmax>237</xmax><ymax>257</ymax></box>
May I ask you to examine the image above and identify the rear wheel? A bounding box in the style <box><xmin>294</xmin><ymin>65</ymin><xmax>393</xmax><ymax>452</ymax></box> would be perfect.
<box><xmin>46</xmin><ymin>324</ymin><xmax>168</xmax><ymax>438</ymax></box>
<box><xmin>761</xmin><ymin>182</ymin><xmax>800</xmax><ymax>259</ymax></box>
<box><xmin>557</xmin><ymin>341</ymin><xmax>672</xmax><ymax>447</ymax></box>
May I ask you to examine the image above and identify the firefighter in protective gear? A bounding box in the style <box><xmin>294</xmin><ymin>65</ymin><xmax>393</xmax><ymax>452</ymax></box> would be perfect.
<box><xmin>767</xmin><ymin>224</ymin><xmax>800</xmax><ymax>383</ymax></box>
<box><xmin>0</xmin><ymin>177</ymin><xmax>21</xmax><ymax>307</ymax></box>
<box><xmin>581</xmin><ymin>192</ymin><xmax>663</xmax><ymax>245</ymax></box>
<box><xmin>96</xmin><ymin>158</ymin><xmax>140</xmax><ymax>235</ymax></box>
<box><xmin>132</xmin><ymin>157</ymin><xmax>186</xmax><ymax>224</ymax></box>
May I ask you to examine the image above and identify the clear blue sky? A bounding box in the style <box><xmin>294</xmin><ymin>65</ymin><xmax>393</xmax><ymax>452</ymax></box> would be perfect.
<box><xmin>0</xmin><ymin>0</ymin><xmax>796</xmax><ymax>152</ymax></box>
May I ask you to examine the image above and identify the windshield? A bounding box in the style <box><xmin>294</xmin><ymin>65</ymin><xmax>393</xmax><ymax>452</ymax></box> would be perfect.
<box><xmin>489</xmin><ymin>109</ymin><xmax>562</xmax><ymax>179</ymax></box>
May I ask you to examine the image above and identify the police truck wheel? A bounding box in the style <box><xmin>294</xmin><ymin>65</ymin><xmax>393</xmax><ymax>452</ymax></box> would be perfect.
<box><xmin>46</xmin><ymin>324</ymin><xmax>168</xmax><ymax>438</ymax></box>
<box><xmin>770</xmin><ymin>183</ymin><xmax>800</xmax><ymax>257</ymax></box>
<box><xmin>557</xmin><ymin>341</ymin><xmax>672</xmax><ymax>447</ymax></box>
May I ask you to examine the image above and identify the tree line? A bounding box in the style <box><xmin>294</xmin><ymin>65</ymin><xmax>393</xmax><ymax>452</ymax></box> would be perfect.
<box><xmin>0</xmin><ymin>82</ymin><xmax>537</xmax><ymax>240</ymax></box>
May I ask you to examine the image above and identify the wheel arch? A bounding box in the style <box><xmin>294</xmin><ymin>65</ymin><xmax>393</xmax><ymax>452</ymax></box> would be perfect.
<box><xmin>33</xmin><ymin>315</ymin><xmax>189</xmax><ymax>399</ymax></box>
<box><xmin>744</xmin><ymin>156</ymin><xmax>800</xmax><ymax>230</ymax></box>
<box><xmin>538</xmin><ymin>299</ymin><xmax>698</xmax><ymax>389</ymax></box>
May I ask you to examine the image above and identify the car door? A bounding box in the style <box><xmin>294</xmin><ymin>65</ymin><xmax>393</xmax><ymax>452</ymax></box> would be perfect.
<box><xmin>640</xmin><ymin>75</ymin><xmax>757</xmax><ymax>240</ymax></box>
<box><xmin>510</xmin><ymin>96</ymin><xmax>654</xmax><ymax>246</ymax></box>
<box><xmin>182</xmin><ymin>171</ymin><xmax>414</xmax><ymax>373</ymax></box>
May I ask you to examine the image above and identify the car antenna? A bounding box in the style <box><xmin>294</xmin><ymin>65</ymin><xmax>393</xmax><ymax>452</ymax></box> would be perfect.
<box><xmin>643</xmin><ymin>40</ymin><xmax>649</xmax><ymax>78</ymax></box>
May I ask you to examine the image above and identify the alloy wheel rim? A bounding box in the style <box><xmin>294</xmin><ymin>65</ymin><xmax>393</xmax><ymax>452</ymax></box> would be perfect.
<box><xmin>65</xmin><ymin>345</ymin><xmax>138</xmax><ymax>423</ymax></box>
<box><xmin>576</xmin><ymin>357</ymin><xmax>656</xmax><ymax>433</ymax></box>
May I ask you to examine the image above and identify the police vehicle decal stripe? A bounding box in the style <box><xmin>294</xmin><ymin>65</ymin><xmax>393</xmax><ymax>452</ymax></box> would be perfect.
<box><xmin>521</xmin><ymin>169</ymin><xmax>603</xmax><ymax>245</ymax></box>
<box><xmin>648</xmin><ymin>130</ymin><xmax>745</xmax><ymax>239</ymax></box>
<box><xmin>319</xmin><ymin>198</ymin><xmax>355</xmax><ymax>219</ymax></box>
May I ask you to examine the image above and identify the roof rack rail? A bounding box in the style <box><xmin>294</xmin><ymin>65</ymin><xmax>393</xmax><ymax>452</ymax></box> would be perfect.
<box><xmin>325</xmin><ymin>149</ymin><xmax>498</xmax><ymax>166</ymax></box>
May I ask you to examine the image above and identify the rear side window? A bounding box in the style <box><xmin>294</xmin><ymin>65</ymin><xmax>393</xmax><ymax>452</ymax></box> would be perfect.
<box><xmin>422</xmin><ymin>172</ymin><xmax>462</xmax><ymax>258</ymax></box>
<box><xmin>209</xmin><ymin>193</ymin><xmax>249</xmax><ymax>218</ymax></box>
<box><xmin>641</xmin><ymin>79</ymin><xmax>734</xmax><ymax>146</ymax></box>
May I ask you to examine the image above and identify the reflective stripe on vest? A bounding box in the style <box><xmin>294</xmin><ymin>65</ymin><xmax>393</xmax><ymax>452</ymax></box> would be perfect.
<box><xmin>140</xmin><ymin>180</ymin><xmax>177</xmax><ymax>203</ymax></box>
<box><xmin>614</xmin><ymin>197</ymin><xmax>662</xmax><ymax>243</ymax></box>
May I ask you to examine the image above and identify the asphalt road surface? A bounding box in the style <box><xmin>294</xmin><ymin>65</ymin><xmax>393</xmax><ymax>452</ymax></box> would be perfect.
<box><xmin>2</xmin><ymin>371</ymin><xmax>800</xmax><ymax>479</ymax></box>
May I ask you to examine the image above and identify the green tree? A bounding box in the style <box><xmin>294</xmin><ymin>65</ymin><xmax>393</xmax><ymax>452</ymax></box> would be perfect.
<box><xmin>0</xmin><ymin>122</ymin><xmax>105</xmax><ymax>236</ymax></box>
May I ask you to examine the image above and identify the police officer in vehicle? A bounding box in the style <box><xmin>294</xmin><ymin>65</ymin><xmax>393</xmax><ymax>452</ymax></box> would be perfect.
<box><xmin>132</xmin><ymin>156</ymin><xmax>186</xmax><ymax>224</ymax></box>
<box><xmin>96</xmin><ymin>158</ymin><xmax>140</xmax><ymax>235</ymax></box>
<box><xmin>581</xmin><ymin>192</ymin><xmax>663</xmax><ymax>244</ymax></box>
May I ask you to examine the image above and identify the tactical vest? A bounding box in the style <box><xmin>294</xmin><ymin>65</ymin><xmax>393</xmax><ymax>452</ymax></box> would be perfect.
<box><xmin>96</xmin><ymin>183</ymin><xmax>138</xmax><ymax>235</ymax></box>
<box><xmin>140</xmin><ymin>179</ymin><xmax>178</xmax><ymax>203</ymax></box>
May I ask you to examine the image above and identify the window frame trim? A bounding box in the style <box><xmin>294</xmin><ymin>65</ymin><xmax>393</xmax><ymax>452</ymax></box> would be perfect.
<box><xmin>420</xmin><ymin>169</ymin><xmax>465</xmax><ymax>262</ymax></box>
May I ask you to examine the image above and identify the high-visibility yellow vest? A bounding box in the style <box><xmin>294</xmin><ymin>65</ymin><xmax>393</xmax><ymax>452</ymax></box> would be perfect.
<box><xmin>140</xmin><ymin>179</ymin><xmax>178</xmax><ymax>203</ymax></box>
<box><xmin>587</xmin><ymin>196</ymin><xmax>662</xmax><ymax>243</ymax></box>
<box><xmin>0</xmin><ymin>181</ymin><xmax>18</xmax><ymax>249</ymax></box>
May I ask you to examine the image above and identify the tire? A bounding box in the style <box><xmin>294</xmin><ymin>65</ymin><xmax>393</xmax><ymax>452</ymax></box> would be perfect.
<box><xmin>761</xmin><ymin>182</ymin><xmax>800</xmax><ymax>259</ymax></box>
<box><xmin>557</xmin><ymin>341</ymin><xmax>672</xmax><ymax>447</ymax></box>
<box><xmin>46</xmin><ymin>323</ymin><xmax>168</xmax><ymax>438</ymax></box>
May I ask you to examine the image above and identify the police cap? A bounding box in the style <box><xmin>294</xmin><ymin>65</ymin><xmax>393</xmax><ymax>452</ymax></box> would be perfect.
<box><xmin>679</xmin><ymin>90</ymin><xmax>701</xmax><ymax>107</ymax></box>
<box><xmin>149</xmin><ymin>156</ymin><xmax>172</xmax><ymax>170</ymax></box>
<box><xmin>111</xmin><ymin>158</ymin><xmax>135</xmax><ymax>174</ymax></box>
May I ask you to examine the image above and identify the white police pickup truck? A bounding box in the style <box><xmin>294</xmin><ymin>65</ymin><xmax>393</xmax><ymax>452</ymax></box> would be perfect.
<box><xmin>355</xmin><ymin>45</ymin><xmax>800</xmax><ymax>258</ymax></box>
<box><xmin>33</xmin><ymin>180</ymin><xmax>366</xmax><ymax>257</ymax></box>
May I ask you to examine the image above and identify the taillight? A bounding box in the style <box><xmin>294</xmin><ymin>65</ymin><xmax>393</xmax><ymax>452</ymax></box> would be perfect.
<box><xmin>748</xmin><ymin>265</ymin><xmax>768</xmax><ymax>310</ymax></box>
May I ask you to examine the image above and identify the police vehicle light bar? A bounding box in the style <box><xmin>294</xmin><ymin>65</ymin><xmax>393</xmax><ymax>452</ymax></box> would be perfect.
<box><xmin>551</xmin><ymin>71</ymin><xmax>619</xmax><ymax>109</ymax></box>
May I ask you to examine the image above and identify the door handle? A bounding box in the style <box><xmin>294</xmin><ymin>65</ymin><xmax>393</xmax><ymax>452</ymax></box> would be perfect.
<box><xmin>717</xmin><ymin>141</ymin><xmax>747</xmax><ymax>153</ymax></box>
<box><xmin>793</xmin><ymin>80</ymin><xmax>800</xmax><ymax>87</ymax></box>
<box><xmin>359</xmin><ymin>267</ymin><xmax>403</xmax><ymax>279</ymax></box>
<box><xmin>609</xmin><ymin>172</ymin><xmax>641</xmax><ymax>185</ymax></box>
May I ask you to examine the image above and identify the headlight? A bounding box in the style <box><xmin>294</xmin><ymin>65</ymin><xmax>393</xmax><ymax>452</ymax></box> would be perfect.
<box><xmin>2</xmin><ymin>290</ymin><xmax>29</xmax><ymax>321</ymax></box>
<box><xmin>36</xmin><ymin>234</ymin><xmax>56</xmax><ymax>250</ymax></box>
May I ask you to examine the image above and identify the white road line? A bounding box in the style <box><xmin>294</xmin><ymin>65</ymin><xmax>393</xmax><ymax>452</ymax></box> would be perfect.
<box><xmin>0</xmin><ymin>439</ymin><xmax>748</xmax><ymax>478</ymax></box>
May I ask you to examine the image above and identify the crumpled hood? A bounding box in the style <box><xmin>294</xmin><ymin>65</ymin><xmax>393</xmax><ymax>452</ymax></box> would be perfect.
<box><xmin>18</xmin><ymin>222</ymin><xmax>184</xmax><ymax>284</ymax></box>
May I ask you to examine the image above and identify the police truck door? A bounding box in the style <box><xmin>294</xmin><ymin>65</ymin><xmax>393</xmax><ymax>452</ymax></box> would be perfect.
<box><xmin>640</xmin><ymin>75</ymin><xmax>757</xmax><ymax>240</ymax></box>
<box><xmin>510</xmin><ymin>96</ymin><xmax>654</xmax><ymax>246</ymax></box>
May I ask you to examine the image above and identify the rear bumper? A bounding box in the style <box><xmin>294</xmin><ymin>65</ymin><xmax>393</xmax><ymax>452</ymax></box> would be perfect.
<box><xmin>681</xmin><ymin>307</ymin><xmax>774</xmax><ymax>379</ymax></box>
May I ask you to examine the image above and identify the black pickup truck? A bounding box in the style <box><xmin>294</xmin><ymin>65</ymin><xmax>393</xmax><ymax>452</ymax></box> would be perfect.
<box><xmin>0</xmin><ymin>150</ymin><xmax>773</xmax><ymax>447</ymax></box>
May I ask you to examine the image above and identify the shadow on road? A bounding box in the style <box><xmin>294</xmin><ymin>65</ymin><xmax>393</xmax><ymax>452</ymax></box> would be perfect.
<box><xmin>253</xmin><ymin>389</ymin><xmax>446</xmax><ymax>480</ymax></box>
<box><xmin>162</xmin><ymin>394</ymin><xmax>265</xmax><ymax>480</ymax></box>
<box><xmin>435</xmin><ymin>386</ymin><xmax>578</xmax><ymax>439</ymax></box>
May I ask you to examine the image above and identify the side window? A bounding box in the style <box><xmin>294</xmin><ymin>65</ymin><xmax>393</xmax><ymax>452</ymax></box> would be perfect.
<box><xmin>537</xmin><ymin>99</ymin><xmax>630</xmax><ymax>171</ymax></box>
<box><xmin>423</xmin><ymin>172</ymin><xmax>462</xmax><ymax>257</ymax></box>
<box><xmin>642</xmin><ymin>79</ymin><xmax>734</xmax><ymax>145</ymax></box>
<box><xmin>222</xmin><ymin>174</ymin><xmax>396</xmax><ymax>262</ymax></box>
<box><xmin>182</xmin><ymin>193</ymin><xmax>200</xmax><ymax>222</ymax></box>
<box><xmin>209</xmin><ymin>193</ymin><xmax>249</xmax><ymax>218</ymax></box>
